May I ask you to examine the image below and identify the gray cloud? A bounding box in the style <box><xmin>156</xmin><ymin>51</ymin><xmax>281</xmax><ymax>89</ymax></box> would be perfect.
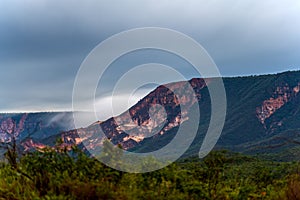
<box><xmin>0</xmin><ymin>0</ymin><xmax>299</xmax><ymax>114</ymax></box>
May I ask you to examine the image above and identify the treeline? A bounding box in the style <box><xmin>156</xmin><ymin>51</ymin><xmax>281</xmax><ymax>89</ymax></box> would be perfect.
<box><xmin>0</xmin><ymin>144</ymin><xmax>300</xmax><ymax>199</ymax></box>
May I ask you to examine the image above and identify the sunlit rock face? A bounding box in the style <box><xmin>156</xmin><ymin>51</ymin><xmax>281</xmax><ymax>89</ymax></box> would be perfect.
<box><xmin>104</xmin><ymin>79</ymin><xmax>207</xmax><ymax>148</ymax></box>
<box><xmin>57</xmin><ymin>78</ymin><xmax>208</xmax><ymax>151</ymax></box>
<box><xmin>256</xmin><ymin>83</ymin><xmax>300</xmax><ymax>125</ymax></box>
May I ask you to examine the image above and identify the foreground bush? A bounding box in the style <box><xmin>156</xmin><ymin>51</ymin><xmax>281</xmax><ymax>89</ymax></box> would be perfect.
<box><xmin>0</xmin><ymin>147</ymin><xmax>299</xmax><ymax>199</ymax></box>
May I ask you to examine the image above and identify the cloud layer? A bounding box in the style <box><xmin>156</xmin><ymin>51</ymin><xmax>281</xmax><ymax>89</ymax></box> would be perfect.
<box><xmin>0</xmin><ymin>0</ymin><xmax>299</xmax><ymax>117</ymax></box>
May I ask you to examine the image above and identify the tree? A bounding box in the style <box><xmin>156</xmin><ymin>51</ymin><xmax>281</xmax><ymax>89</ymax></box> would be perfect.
<box><xmin>202</xmin><ymin>150</ymin><xmax>228</xmax><ymax>199</ymax></box>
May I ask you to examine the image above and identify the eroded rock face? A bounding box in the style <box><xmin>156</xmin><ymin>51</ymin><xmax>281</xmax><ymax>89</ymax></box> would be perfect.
<box><xmin>256</xmin><ymin>83</ymin><xmax>300</xmax><ymax>125</ymax></box>
<box><xmin>0</xmin><ymin>114</ymin><xmax>28</xmax><ymax>142</ymax></box>
<box><xmin>22</xmin><ymin>139</ymin><xmax>47</xmax><ymax>152</ymax></box>
<box><xmin>104</xmin><ymin>78</ymin><xmax>207</xmax><ymax>149</ymax></box>
<box><xmin>54</xmin><ymin>78</ymin><xmax>208</xmax><ymax>150</ymax></box>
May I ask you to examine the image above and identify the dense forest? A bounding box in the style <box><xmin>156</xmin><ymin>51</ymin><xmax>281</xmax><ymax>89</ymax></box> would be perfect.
<box><xmin>0</xmin><ymin>141</ymin><xmax>300</xmax><ymax>200</ymax></box>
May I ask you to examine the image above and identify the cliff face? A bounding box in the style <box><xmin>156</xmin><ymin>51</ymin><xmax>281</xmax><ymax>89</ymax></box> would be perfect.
<box><xmin>256</xmin><ymin>83</ymin><xmax>300</xmax><ymax>125</ymax></box>
<box><xmin>46</xmin><ymin>78</ymin><xmax>207</xmax><ymax>151</ymax></box>
<box><xmin>99</xmin><ymin>78</ymin><xmax>207</xmax><ymax>149</ymax></box>
<box><xmin>2</xmin><ymin>71</ymin><xmax>300</xmax><ymax>160</ymax></box>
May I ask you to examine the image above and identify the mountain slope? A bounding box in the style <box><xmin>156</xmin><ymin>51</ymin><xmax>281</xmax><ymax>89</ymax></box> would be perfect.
<box><xmin>6</xmin><ymin>70</ymin><xmax>300</xmax><ymax>161</ymax></box>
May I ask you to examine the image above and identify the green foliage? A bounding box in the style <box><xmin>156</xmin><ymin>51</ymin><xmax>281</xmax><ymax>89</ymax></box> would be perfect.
<box><xmin>0</xmin><ymin>148</ymin><xmax>299</xmax><ymax>199</ymax></box>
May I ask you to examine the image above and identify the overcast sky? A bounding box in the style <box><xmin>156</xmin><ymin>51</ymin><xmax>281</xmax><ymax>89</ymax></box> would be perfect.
<box><xmin>0</xmin><ymin>0</ymin><xmax>299</xmax><ymax>118</ymax></box>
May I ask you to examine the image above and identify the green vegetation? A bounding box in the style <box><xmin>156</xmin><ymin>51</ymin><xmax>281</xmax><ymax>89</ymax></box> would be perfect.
<box><xmin>1</xmin><ymin>143</ymin><xmax>300</xmax><ymax>200</ymax></box>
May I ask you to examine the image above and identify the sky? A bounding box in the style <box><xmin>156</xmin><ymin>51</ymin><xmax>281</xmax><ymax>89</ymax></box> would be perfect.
<box><xmin>0</xmin><ymin>0</ymin><xmax>300</xmax><ymax>119</ymax></box>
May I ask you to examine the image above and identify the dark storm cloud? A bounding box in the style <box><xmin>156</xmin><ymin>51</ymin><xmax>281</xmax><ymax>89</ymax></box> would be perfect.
<box><xmin>0</xmin><ymin>0</ymin><xmax>299</xmax><ymax>114</ymax></box>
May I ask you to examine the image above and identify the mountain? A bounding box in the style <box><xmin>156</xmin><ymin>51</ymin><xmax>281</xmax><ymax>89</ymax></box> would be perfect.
<box><xmin>1</xmin><ymin>71</ymin><xmax>300</xmax><ymax>161</ymax></box>
<box><xmin>0</xmin><ymin>112</ymin><xmax>78</xmax><ymax>153</ymax></box>
<box><xmin>0</xmin><ymin>112</ymin><xmax>74</xmax><ymax>140</ymax></box>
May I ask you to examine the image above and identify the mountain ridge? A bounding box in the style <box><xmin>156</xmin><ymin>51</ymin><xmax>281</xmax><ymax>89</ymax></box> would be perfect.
<box><xmin>1</xmin><ymin>70</ymin><xmax>300</xmax><ymax>161</ymax></box>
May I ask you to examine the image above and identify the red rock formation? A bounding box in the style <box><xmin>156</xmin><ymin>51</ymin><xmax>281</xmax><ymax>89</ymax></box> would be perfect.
<box><xmin>50</xmin><ymin>78</ymin><xmax>208</xmax><ymax>150</ymax></box>
<box><xmin>257</xmin><ymin>83</ymin><xmax>300</xmax><ymax>124</ymax></box>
